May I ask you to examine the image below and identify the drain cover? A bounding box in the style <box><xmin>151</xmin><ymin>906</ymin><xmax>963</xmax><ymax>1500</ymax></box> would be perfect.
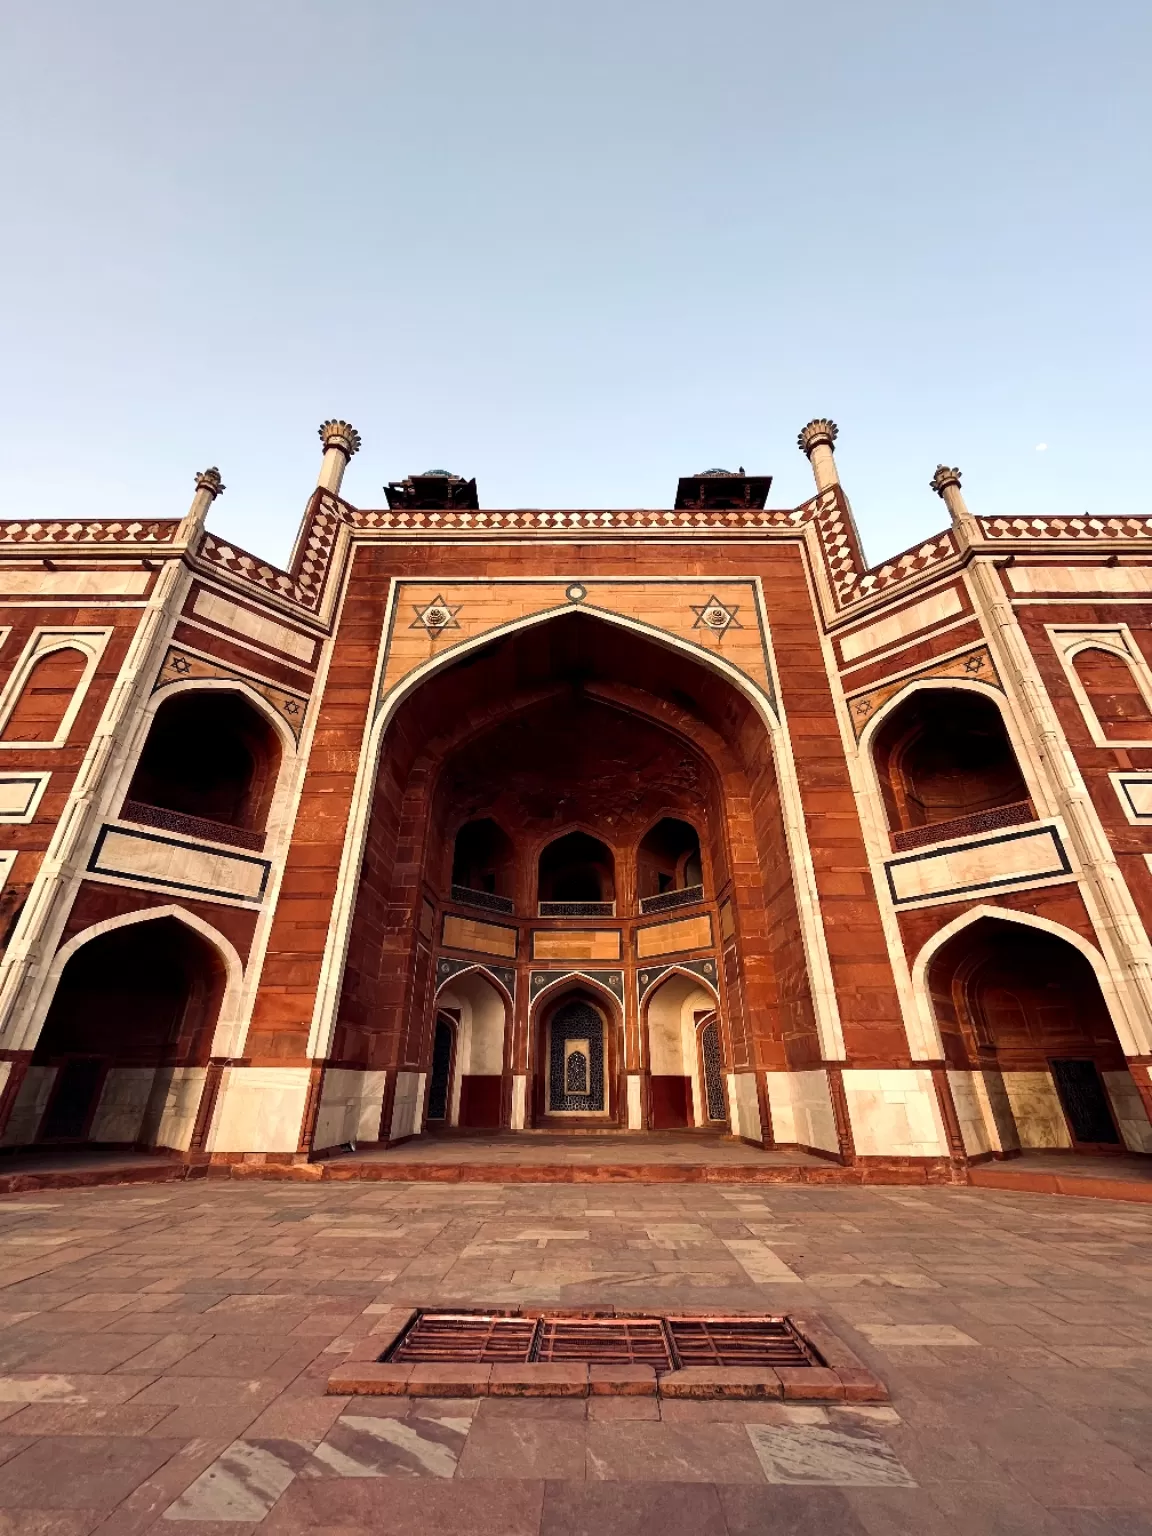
<box><xmin>384</xmin><ymin>1309</ymin><xmax>823</xmax><ymax>1372</ymax></box>
<box><xmin>389</xmin><ymin>1312</ymin><xmax>537</xmax><ymax>1364</ymax></box>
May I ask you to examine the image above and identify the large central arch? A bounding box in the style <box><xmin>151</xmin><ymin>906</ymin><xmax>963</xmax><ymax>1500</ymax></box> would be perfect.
<box><xmin>305</xmin><ymin>605</ymin><xmax>848</xmax><ymax>1143</ymax></box>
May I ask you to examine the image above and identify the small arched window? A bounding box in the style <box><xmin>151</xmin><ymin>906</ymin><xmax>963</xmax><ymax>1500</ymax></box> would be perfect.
<box><xmin>872</xmin><ymin>688</ymin><xmax>1031</xmax><ymax>845</ymax></box>
<box><xmin>538</xmin><ymin>832</ymin><xmax>615</xmax><ymax>912</ymax></box>
<box><xmin>1071</xmin><ymin>648</ymin><xmax>1152</xmax><ymax>742</ymax></box>
<box><xmin>1</xmin><ymin>648</ymin><xmax>88</xmax><ymax>744</ymax></box>
<box><xmin>124</xmin><ymin>690</ymin><xmax>282</xmax><ymax>844</ymax></box>
<box><xmin>637</xmin><ymin>818</ymin><xmax>703</xmax><ymax>901</ymax></box>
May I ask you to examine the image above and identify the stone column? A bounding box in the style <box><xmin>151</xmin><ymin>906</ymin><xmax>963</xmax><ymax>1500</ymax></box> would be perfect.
<box><xmin>929</xmin><ymin>464</ymin><xmax>981</xmax><ymax>550</ymax></box>
<box><xmin>797</xmin><ymin>419</ymin><xmax>841</xmax><ymax>493</ymax></box>
<box><xmin>317</xmin><ymin>421</ymin><xmax>362</xmax><ymax>496</ymax></box>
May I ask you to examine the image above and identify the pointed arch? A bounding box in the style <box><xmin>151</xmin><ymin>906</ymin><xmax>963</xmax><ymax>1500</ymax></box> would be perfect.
<box><xmin>433</xmin><ymin>962</ymin><xmax>514</xmax><ymax>1012</ymax></box>
<box><xmin>909</xmin><ymin>902</ymin><xmax>1141</xmax><ymax>1059</ymax></box>
<box><xmin>21</xmin><ymin>903</ymin><xmax>246</xmax><ymax>1058</ymax></box>
<box><xmin>143</xmin><ymin>677</ymin><xmax>298</xmax><ymax>757</ymax></box>
<box><xmin>307</xmin><ymin>600</ymin><xmax>845</xmax><ymax>1064</ymax></box>
<box><xmin>528</xmin><ymin>971</ymin><xmax>624</xmax><ymax>1016</ymax></box>
<box><xmin>637</xmin><ymin>963</ymin><xmax>720</xmax><ymax>1007</ymax></box>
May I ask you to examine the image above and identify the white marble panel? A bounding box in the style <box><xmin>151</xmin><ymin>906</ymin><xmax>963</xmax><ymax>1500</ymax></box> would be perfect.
<box><xmin>727</xmin><ymin>1071</ymin><xmax>763</xmax><ymax>1142</ymax></box>
<box><xmin>155</xmin><ymin>1068</ymin><xmax>208</xmax><ymax>1151</ymax></box>
<box><xmin>887</xmin><ymin>825</ymin><xmax>1067</xmax><ymax>904</ymax></box>
<box><xmin>1102</xmin><ymin>1069</ymin><xmax>1152</xmax><ymax>1153</ymax></box>
<box><xmin>208</xmin><ymin>1066</ymin><xmax>312</xmax><ymax>1153</ymax></box>
<box><xmin>946</xmin><ymin>1070</ymin><xmax>996</xmax><ymax>1155</ymax></box>
<box><xmin>0</xmin><ymin>1067</ymin><xmax>56</xmax><ymax>1146</ymax></box>
<box><xmin>843</xmin><ymin>1068</ymin><xmax>947</xmax><ymax>1157</ymax></box>
<box><xmin>1002</xmin><ymin>1070</ymin><xmax>1072</xmax><ymax>1149</ymax></box>
<box><xmin>313</xmin><ymin>1068</ymin><xmax>387</xmax><ymax>1150</ymax></box>
<box><xmin>765</xmin><ymin>1069</ymin><xmax>839</xmax><ymax>1152</ymax></box>
<box><xmin>627</xmin><ymin>1074</ymin><xmax>642</xmax><ymax>1129</ymax></box>
<box><xmin>389</xmin><ymin>1070</ymin><xmax>426</xmax><ymax>1141</ymax></box>
<box><xmin>193</xmin><ymin>589</ymin><xmax>316</xmax><ymax>662</ymax></box>
<box><xmin>511</xmin><ymin>1073</ymin><xmax>527</xmax><ymax>1130</ymax></box>
<box><xmin>0</xmin><ymin>571</ymin><xmax>149</xmax><ymax>596</ymax></box>
<box><xmin>89</xmin><ymin>1067</ymin><xmax>155</xmax><ymax>1143</ymax></box>
<box><xmin>839</xmin><ymin>588</ymin><xmax>964</xmax><ymax>662</ymax></box>
<box><xmin>93</xmin><ymin>826</ymin><xmax>269</xmax><ymax>902</ymax></box>
<box><xmin>0</xmin><ymin>773</ymin><xmax>49</xmax><ymax>823</ymax></box>
<box><xmin>1009</xmin><ymin>565</ymin><xmax>1152</xmax><ymax>594</ymax></box>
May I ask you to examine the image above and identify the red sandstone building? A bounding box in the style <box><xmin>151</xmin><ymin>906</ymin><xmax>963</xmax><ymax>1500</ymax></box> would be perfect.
<box><xmin>0</xmin><ymin>417</ymin><xmax>1148</xmax><ymax>1175</ymax></box>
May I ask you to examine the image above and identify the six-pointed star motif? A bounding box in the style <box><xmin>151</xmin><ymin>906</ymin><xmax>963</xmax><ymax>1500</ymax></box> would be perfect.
<box><xmin>411</xmin><ymin>595</ymin><xmax>462</xmax><ymax>632</ymax></box>
<box><xmin>691</xmin><ymin>595</ymin><xmax>741</xmax><ymax>633</ymax></box>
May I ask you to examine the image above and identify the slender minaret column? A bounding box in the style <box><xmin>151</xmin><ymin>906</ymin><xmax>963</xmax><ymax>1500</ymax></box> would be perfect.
<box><xmin>930</xmin><ymin>464</ymin><xmax>981</xmax><ymax>550</ymax></box>
<box><xmin>317</xmin><ymin>420</ymin><xmax>362</xmax><ymax>495</ymax></box>
<box><xmin>797</xmin><ymin>418</ymin><xmax>841</xmax><ymax>493</ymax></box>
<box><xmin>177</xmin><ymin>466</ymin><xmax>225</xmax><ymax>545</ymax></box>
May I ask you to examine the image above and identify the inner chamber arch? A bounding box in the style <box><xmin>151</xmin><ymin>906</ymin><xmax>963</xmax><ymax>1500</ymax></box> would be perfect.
<box><xmin>642</xmin><ymin>968</ymin><xmax>725</xmax><ymax>1129</ymax></box>
<box><xmin>7</xmin><ymin>908</ymin><xmax>239</xmax><ymax>1152</ymax></box>
<box><xmin>921</xmin><ymin>909</ymin><xmax>1152</xmax><ymax>1156</ymax></box>
<box><xmin>428</xmin><ymin>968</ymin><xmax>510</xmax><ymax>1128</ymax></box>
<box><xmin>327</xmin><ymin>608</ymin><xmax>836</xmax><ymax>1140</ymax></box>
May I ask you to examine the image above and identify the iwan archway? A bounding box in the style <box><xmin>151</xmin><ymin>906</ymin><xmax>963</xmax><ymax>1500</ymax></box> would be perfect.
<box><xmin>320</xmin><ymin>608</ymin><xmax>836</xmax><ymax>1146</ymax></box>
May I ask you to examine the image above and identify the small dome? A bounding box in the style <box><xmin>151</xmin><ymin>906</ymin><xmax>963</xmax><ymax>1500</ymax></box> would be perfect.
<box><xmin>698</xmin><ymin>468</ymin><xmax>739</xmax><ymax>477</ymax></box>
<box><xmin>422</xmin><ymin>468</ymin><xmax>453</xmax><ymax>477</ymax></box>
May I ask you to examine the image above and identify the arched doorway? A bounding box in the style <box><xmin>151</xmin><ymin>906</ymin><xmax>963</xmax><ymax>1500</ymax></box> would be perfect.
<box><xmin>330</xmin><ymin>609</ymin><xmax>816</xmax><ymax>1142</ymax></box>
<box><xmin>430</xmin><ymin>970</ymin><xmax>509</xmax><ymax>1127</ymax></box>
<box><xmin>6</xmin><ymin>917</ymin><xmax>226</xmax><ymax>1151</ymax></box>
<box><xmin>926</xmin><ymin>915</ymin><xmax>1149</xmax><ymax>1155</ymax></box>
<box><xmin>426</xmin><ymin>1015</ymin><xmax>456</xmax><ymax>1124</ymax></box>
<box><xmin>533</xmin><ymin>988</ymin><xmax>620</xmax><ymax>1125</ymax></box>
<box><xmin>643</xmin><ymin>971</ymin><xmax>726</xmax><ymax>1128</ymax></box>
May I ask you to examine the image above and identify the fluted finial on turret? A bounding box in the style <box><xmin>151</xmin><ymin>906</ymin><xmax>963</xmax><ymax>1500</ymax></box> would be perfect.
<box><xmin>317</xmin><ymin>420</ymin><xmax>362</xmax><ymax>494</ymax></box>
<box><xmin>930</xmin><ymin>463</ymin><xmax>980</xmax><ymax>549</ymax></box>
<box><xmin>194</xmin><ymin>467</ymin><xmax>225</xmax><ymax>499</ymax></box>
<box><xmin>797</xmin><ymin>418</ymin><xmax>840</xmax><ymax>492</ymax></box>
<box><xmin>318</xmin><ymin>420</ymin><xmax>362</xmax><ymax>458</ymax></box>
<box><xmin>179</xmin><ymin>466</ymin><xmax>225</xmax><ymax>544</ymax></box>
<box><xmin>797</xmin><ymin>419</ymin><xmax>838</xmax><ymax>458</ymax></box>
<box><xmin>930</xmin><ymin>465</ymin><xmax>962</xmax><ymax>497</ymax></box>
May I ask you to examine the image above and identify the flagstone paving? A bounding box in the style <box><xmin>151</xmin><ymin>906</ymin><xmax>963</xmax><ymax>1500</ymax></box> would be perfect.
<box><xmin>0</xmin><ymin>1180</ymin><xmax>1145</xmax><ymax>1532</ymax></box>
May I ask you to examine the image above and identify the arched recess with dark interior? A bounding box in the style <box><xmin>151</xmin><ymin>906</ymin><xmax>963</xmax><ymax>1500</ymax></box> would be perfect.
<box><xmin>1</xmin><ymin>647</ymin><xmax>88</xmax><ymax>743</ymax></box>
<box><xmin>1071</xmin><ymin>647</ymin><xmax>1152</xmax><ymax>741</ymax></box>
<box><xmin>538</xmin><ymin>831</ymin><xmax>615</xmax><ymax>913</ymax></box>
<box><xmin>637</xmin><ymin>817</ymin><xmax>704</xmax><ymax>913</ymax></box>
<box><xmin>534</xmin><ymin>986</ymin><xmax>619</xmax><ymax>1124</ymax></box>
<box><xmin>123</xmin><ymin>690</ymin><xmax>282</xmax><ymax>849</ymax></box>
<box><xmin>429</xmin><ymin>970</ymin><xmax>509</xmax><ymax>1128</ymax></box>
<box><xmin>451</xmin><ymin>818</ymin><xmax>515</xmax><ymax>911</ymax></box>
<box><xmin>927</xmin><ymin>915</ymin><xmax>1149</xmax><ymax>1156</ymax></box>
<box><xmin>643</xmin><ymin>970</ymin><xmax>725</xmax><ymax>1129</ymax></box>
<box><xmin>13</xmin><ymin>917</ymin><xmax>225</xmax><ymax>1151</ymax></box>
<box><xmin>872</xmin><ymin>687</ymin><xmax>1032</xmax><ymax>850</ymax></box>
<box><xmin>320</xmin><ymin>610</ymin><xmax>828</xmax><ymax>1140</ymax></box>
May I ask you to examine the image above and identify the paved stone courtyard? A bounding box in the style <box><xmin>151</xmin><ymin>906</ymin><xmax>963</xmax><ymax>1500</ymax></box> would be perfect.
<box><xmin>0</xmin><ymin>1180</ymin><xmax>1145</xmax><ymax>1534</ymax></box>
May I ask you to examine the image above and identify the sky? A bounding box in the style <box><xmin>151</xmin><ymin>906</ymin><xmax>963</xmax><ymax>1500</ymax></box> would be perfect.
<box><xmin>0</xmin><ymin>1</ymin><xmax>1148</xmax><ymax>567</ymax></box>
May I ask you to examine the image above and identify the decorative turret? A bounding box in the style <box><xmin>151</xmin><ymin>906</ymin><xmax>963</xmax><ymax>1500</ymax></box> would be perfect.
<box><xmin>179</xmin><ymin>466</ymin><xmax>225</xmax><ymax>543</ymax></box>
<box><xmin>797</xmin><ymin>419</ymin><xmax>840</xmax><ymax>492</ymax></box>
<box><xmin>930</xmin><ymin>463</ymin><xmax>980</xmax><ymax>549</ymax></box>
<box><xmin>317</xmin><ymin>420</ymin><xmax>362</xmax><ymax>495</ymax></box>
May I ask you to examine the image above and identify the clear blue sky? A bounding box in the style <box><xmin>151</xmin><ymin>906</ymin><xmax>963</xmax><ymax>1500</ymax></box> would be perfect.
<box><xmin>0</xmin><ymin>1</ymin><xmax>1148</xmax><ymax>566</ymax></box>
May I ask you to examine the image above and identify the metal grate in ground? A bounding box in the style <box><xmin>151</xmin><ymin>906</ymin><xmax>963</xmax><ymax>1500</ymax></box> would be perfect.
<box><xmin>384</xmin><ymin>1309</ymin><xmax>824</xmax><ymax>1371</ymax></box>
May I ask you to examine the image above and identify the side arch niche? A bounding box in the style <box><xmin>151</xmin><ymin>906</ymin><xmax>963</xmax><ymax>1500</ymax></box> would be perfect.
<box><xmin>870</xmin><ymin>685</ymin><xmax>1033</xmax><ymax>848</ymax></box>
<box><xmin>123</xmin><ymin>688</ymin><xmax>284</xmax><ymax>847</ymax></box>
<box><xmin>3</xmin><ymin>914</ymin><xmax>230</xmax><ymax>1154</ymax></box>
<box><xmin>432</xmin><ymin>968</ymin><xmax>509</xmax><ymax>1128</ymax></box>
<box><xmin>922</xmin><ymin>912</ymin><xmax>1152</xmax><ymax>1158</ymax></box>
<box><xmin>643</xmin><ymin>969</ymin><xmax>726</xmax><ymax>1129</ymax></box>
